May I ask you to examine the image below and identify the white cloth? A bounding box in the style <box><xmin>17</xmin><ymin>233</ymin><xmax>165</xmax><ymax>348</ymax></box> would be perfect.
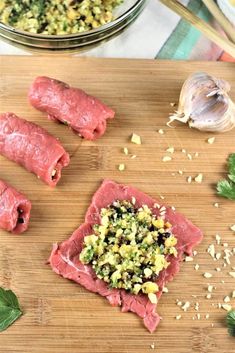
<box><xmin>0</xmin><ymin>0</ymin><xmax>188</xmax><ymax>57</ymax></box>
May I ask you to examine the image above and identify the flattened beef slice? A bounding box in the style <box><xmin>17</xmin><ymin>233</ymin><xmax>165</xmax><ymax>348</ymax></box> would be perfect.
<box><xmin>49</xmin><ymin>179</ymin><xmax>203</xmax><ymax>332</ymax></box>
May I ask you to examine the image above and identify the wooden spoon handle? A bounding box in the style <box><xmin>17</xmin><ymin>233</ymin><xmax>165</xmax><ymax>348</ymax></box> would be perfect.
<box><xmin>202</xmin><ymin>0</ymin><xmax>235</xmax><ymax>43</ymax></box>
<box><xmin>159</xmin><ymin>0</ymin><xmax>235</xmax><ymax>58</ymax></box>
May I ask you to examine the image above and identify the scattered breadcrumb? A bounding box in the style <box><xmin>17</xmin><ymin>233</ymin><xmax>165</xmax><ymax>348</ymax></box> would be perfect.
<box><xmin>158</xmin><ymin>129</ymin><xmax>165</xmax><ymax>135</ymax></box>
<box><xmin>150</xmin><ymin>343</ymin><xmax>155</xmax><ymax>349</ymax></box>
<box><xmin>205</xmin><ymin>314</ymin><xmax>210</xmax><ymax>319</ymax></box>
<box><xmin>224</xmin><ymin>296</ymin><xmax>230</xmax><ymax>303</ymax></box>
<box><xmin>131</xmin><ymin>197</ymin><xmax>136</xmax><ymax>205</ymax></box>
<box><xmin>196</xmin><ymin>313</ymin><xmax>201</xmax><ymax>320</ymax></box>
<box><xmin>215</xmin><ymin>234</ymin><xmax>221</xmax><ymax>245</ymax></box>
<box><xmin>131</xmin><ymin>133</ymin><xmax>141</xmax><ymax>145</ymax></box>
<box><xmin>232</xmin><ymin>290</ymin><xmax>235</xmax><ymax>298</ymax></box>
<box><xmin>215</xmin><ymin>253</ymin><xmax>221</xmax><ymax>260</ymax></box>
<box><xmin>163</xmin><ymin>287</ymin><xmax>168</xmax><ymax>293</ymax></box>
<box><xmin>185</xmin><ymin>256</ymin><xmax>193</xmax><ymax>262</ymax></box>
<box><xmin>206</xmin><ymin>294</ymin><xmax>212</xmax><ymax>299</ymax></box>
<box><xmin>187</xmin><ymin>176</ymin><xmax>192</xmax><ymax>183</ymax></box>
<box><xmin>187</xmin><ymin>153</ymin><xmax>192</xmax><ymax>160</ymax></box>
<box><xmin>171</xmin><ymin>206</ymin><xmax>176</xmax><ymax>211</ymax></box>
<box><xmin>170</xmin><ymin>102</ymin><xmax>176</xmax><ymax>107</ymax></box>
<box><xmin>208</xmin><ymin>285</ymin><xmax>213</xmax><ymax>293</ymax></box>
<box><xmin>211</xmin><ymin>323</ymin><xmax>214</xmax><ymax>327</ymax></box>
<box><xmin>153</xmin><ymin>203</ymin><xmax>160</xmax><ymax>209</ymax></box>
<box><xmin>175</xmin><ymin>315</ymin><xmax>182</xmax><ymax>320</ymax></box>
<box><xmin>194</xmin><ymin>264</ymin><xmax>200</xmax><ymax>271</ymax></box>
<box><xmin>204</xmin><ymin>272</ymin><xmax>212</xmax><ymax>278</ymax></box>
<box><xmin>215</xmin><ymin>267</ymin><xmax>221</xmax><ymax>272</ymax></box>
<box><xmin>118</xmin><ymin>164</ymin><xmax>125</xmax><ymax>171</ymax></box>
<box><xmin>166</xmin><ymin>147</ymin><xmax>175</xmax><ymax>153</ymax></box>
<box><xmin>207</xmin><ymin>137</ymin><xmax>215</xmax><ymax>144</ymax></box>
<box><xmin>160</xmin><ymin>195</ymin><xmax>165</xmax><ymax>200</ymax></box>
<box><xmin>222</xmin><ymin>304</ymin><xmax>232</xmax><ymax>311</ymax></box>
<box><xmin>193</xmin><ymin>250</ymin><xmax>197</xmax><ymax>256</ymax></box>
<box><xmin>131</xmin><ymin>155</ymin><xmax>137</xmax><ymax>159</ymax></box>
<box><xmin>195</xmin><ymin>173</ymin><xmax>203</xmax><ymax>184</ymax></box>
<box><xmin>195</xmin><ymin>303</ymin><xmax>199</xmax><ymax>311</ymax></box>
<box><xmin>178</xmin><ymin>170</ymin><xmax>184</xmax><ymax>175</ymax></box>
<box><xmin>148</xmin><ymin>293</ymin><xmax>157</xmax><ymax>304</ymax></box>
<box><xmin>229</xmin><ymin>272</ymin><xmax>235</xmax><ymax>278</ymax></box>
<box><xmin>214</xmin><ymin>203</ymin><xmax>219</xmax><ymax>208</ymax></box>
<box><xmin>181</xmin><ymin>149</ymin><xmax>186</xmax><ymax>154</ymax></box>
<box><xmin>123</xmin><ymin>147</ymin><xmax>129</xmax><ymax>155</ymax></box>
<box><xmin>181</xmin><ymin>301</ymin><xmax>191</xmax><ymax>311</ymax></box>
<box><xmin>207</xmin><ymin>244</ymin><xmax>215</xmax><ymax>258</ymax></box>
<box><xmin>162</xmin><ymin>156</ymin><xmax>172</xmax><ymax>162</ymax></box>
<box><xmin>194</xmin><ymin>152</ymin><xmax>199</xmax><ymax>158</ymax></box>
<box><xmin>230</xmin><ymin>224</ymin><xmax>235</xmax><ymax>232</ymax></box>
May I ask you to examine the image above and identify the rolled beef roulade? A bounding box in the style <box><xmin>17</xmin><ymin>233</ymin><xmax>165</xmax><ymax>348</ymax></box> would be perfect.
<box><xmin>0</xmin><ymin>113</ymin><xmax>70</xmax><ymax>187</ymax></box>
<box><xmin>0</xmin><ymin>180</ymin><xmax>31</xmax><ymax>234</ymax></box>
<box><xmin>28</xmin><ymin>76</ymin><xmax>115</xmax><ymax>140</ymax></box>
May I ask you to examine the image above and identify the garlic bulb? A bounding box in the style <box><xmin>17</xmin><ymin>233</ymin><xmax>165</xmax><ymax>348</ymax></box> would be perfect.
<box><xmin>168</xmin><ymin>72</ymin><xmax>235</xmax><ymax>132</ymax></box>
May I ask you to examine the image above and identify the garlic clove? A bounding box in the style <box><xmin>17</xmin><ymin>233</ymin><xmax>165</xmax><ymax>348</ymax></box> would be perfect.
<box><xmin>168</xmin><ymin>72</ymin><xmax>235</xmax><ymax>133</ymax></box>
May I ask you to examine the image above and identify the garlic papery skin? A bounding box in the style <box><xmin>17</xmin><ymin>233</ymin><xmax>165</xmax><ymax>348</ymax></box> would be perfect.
<box><xmin>168</xmin><ymin>72</ymin><xmax>235</xmax><ymax>132</ymax></box>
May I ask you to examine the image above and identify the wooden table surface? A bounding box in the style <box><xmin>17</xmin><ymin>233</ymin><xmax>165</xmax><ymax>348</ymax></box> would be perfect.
<box><xmin>0</xmin><ymin>57</ymin><xmax>235</xmax><ymax>353</ymax></box>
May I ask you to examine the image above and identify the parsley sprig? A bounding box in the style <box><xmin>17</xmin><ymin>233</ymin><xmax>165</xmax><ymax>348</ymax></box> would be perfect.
<box><xmin>217</xmin><ymin>153</ymin><xmax>235</xmax><ymax>200</ymax></box>
<box><xmin>227</xmin><ymin>310</ymin><xmax>235</xmax><ymax>337</ymax></box>
<box><xmin>0</xmin><ymin>287</ymin><xmax>22</xmax><ymax>332</ymax></box>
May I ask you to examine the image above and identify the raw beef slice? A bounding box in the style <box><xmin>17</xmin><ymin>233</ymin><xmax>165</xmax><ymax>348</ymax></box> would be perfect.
<box><xmin>49</xmin><ymin>180</ymin><xmax>203</xmax><ymax>332</ymax></box>
<box><xmin>0</xmin><ymin>180</ymin><xmax>31</xmax><ymax>234</ymax></box>
<box><xmin>28</xmin><ymin>76</ymin><xmax>115</xmax><ymax>140</ymax></box>
<box><xmin>0</xmin><ymin>112</ymin><xmax>70</xmax><ymax>187</ymax></box>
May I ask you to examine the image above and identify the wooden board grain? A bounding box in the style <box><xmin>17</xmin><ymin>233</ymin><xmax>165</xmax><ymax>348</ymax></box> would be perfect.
<box><xmin>0</xmin><ymin>57</ymin><xmax>235</xmax><ymax>353</ymax></box>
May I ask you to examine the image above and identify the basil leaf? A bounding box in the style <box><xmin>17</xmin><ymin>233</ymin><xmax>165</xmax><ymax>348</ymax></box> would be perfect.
<box><xmin>227</xmin><ymin>310</ymin><xmax>235</xmax><ymax>337</ymax></box>
<box><xmin>217</xmin><ymin>153</ymin><xmax>235</xmax><ymax>200</ymax></box>
<box><xmin>0</xmin><ymin>307</ymin><xmax>22</xmax><ymax>332</ymax></box>
<box><xmin>0</xmin><ymin>288</ymin><xmax>22</xmax><ymax>331</ymax></box>
<box><xmin>0</xmin><ymin>288</ymin><xmax>20</xmax><ymax>309</ymax></box>
<box><xmin>228</xmin><ymin>154</ymin><xmax>235</xmax><ymax>177</ymax></box>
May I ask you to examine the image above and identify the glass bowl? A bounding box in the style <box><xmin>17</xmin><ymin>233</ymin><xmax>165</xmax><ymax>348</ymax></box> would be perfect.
<box><xmin>0</xmin><ymin>0</ymin><xmax>146</xmax><ymax>53</ymax></box>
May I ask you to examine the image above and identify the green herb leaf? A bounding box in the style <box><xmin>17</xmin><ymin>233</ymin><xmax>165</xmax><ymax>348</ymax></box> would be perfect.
<box><xmin>217</xmin><ymin>180</ymin><xmax>235</xmax><ymax>200</ymax></box>
<box><xmin>0</xmin><ymin>288</ymin><xmax>22</xmax><ymax>332</ymax></box>
<box><xmin>217</xmin><ymin>153</ymin><xmax>235</xmax><ymax>200</ymax></box>
<box><xmin>228</xmin><ymin>174</ymin><xmax>235</xmax><ymax>183</ymax></box>
<box><xmin>228</xmin><ymin>154</ymin><xmax>235</xmax><ymax>177</ymax></box>
<box><xmin>227</xmin><ymin>310</ymin><xmax>235</xmax><ymax>337</ymax></box>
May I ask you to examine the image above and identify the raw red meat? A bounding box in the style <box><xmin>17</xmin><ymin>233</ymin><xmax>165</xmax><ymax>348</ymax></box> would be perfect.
<box><xmin>49</xmin><ymin>179</ymin><xmax>203</xmax><ymax>332</ymax></box>
<box><xmin>0</xmin><ymin>180</ymin><xmax>31</xmax><ymax>234</ymax></box>
<box><xmin>28</xmin><ymin>76</ymin><xmax>115</xmax><ymax>140</ymax></box>
<box><xmin>0</xmin><ymin>113</ymin><xmax>70</xmax><ymax>187</ymax></box>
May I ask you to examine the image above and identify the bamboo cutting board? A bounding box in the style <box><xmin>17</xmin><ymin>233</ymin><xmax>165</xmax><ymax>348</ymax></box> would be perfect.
<box><xmin>0</xmin><ymin>57</ymin><xmax>235</xmax><ymax>353</ymax></box>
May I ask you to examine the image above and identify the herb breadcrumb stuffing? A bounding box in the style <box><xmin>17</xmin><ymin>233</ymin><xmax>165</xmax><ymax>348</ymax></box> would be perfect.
<box><xmin>0</xmin><ymin>0</ymin><xmax>123</xmax><ymax>35</ymax></box>
<box><xmin>80</xmin><ymin>200</ymin><xmax>178</xmax><ymax>304</ymax></box>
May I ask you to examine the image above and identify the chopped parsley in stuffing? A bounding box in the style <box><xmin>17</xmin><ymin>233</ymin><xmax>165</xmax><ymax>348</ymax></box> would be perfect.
<box><xmin>0</xmin><ymin>0</ymin><xmax>123</xmax><ymax>35</ymax></box>
<box><xmin>80</xmin><ymin>200</ymin><xmax>178</xmax><ymax>303</ymax></box>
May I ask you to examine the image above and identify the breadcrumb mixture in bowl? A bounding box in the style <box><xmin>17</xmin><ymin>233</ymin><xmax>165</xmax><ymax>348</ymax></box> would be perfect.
<box><xmin>0</xmin><ymin>0</ymin><xmax>146</xmax><ymax>51</ymax></box>
<box><xmin>0</xmin><ymin>0</ymin><xmax>123</xmax><ymax>35</ymax></box>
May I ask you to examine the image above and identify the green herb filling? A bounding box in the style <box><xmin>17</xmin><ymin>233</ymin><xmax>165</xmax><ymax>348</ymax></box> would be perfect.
<box><xmin>80</xmin><ymin>200</ymin><xmax>178</xmax><ymax>303</ymax></box>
